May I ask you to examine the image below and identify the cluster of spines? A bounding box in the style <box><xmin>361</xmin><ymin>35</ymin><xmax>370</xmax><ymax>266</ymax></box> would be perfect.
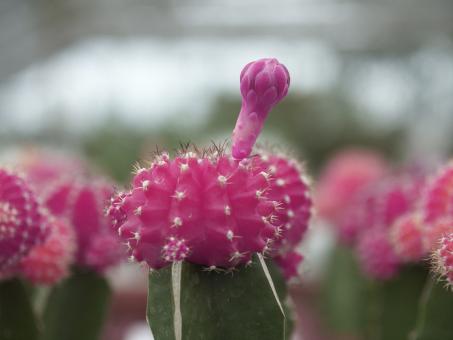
<box><xmin>432</xmin><ymin>233</ymin><xmax>453</xmax><ymax>289</ymax></box>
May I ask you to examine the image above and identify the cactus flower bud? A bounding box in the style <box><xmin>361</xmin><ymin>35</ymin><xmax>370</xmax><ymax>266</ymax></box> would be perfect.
<box><xmin>232</xmin><ymin>58</ymin><xmax>290</xmax><ymax>160</ymax></box>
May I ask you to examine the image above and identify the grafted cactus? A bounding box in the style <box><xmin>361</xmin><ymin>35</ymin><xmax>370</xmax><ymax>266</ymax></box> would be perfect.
<box><xmin>108</xmin><ymin>58</ymin><xmax>311</xmax><ymax>340</ymax></box>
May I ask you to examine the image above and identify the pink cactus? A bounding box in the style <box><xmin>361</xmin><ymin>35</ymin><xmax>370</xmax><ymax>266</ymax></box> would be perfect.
<box><xmin>316</xmin><ymin>149</ymin><xmax>388</xmax><ymax>223</ymax></box>
<box><xmin>0</xmin><ymin>169</ymin><xmax>48</xmax><ymax>279</ymax></box>
<box><xmin>357</xmin><ymin>228</ymin><xmax>400</xmax><ymax>280</ymax></box>
<box><xmin>274</xmin><ymin>251</ymin><xmax>304</xmax><ymax>280</ymax></box>
<box><xmin>110</xmin><ymin>148</ymin><xmax>312</xmax><ymax>271</ymax></box>
<box><xmin>432</xmin><ymin>232</ymin><xmax>453</xmax><ymax>289</ymax></box>
<box><xmin>422</xmin><ymin>162</ymin><xmax>453</xmax><ymax>224</ymax></box>
<box><xmin>390</xmin><ymin>213</ymin><xmax>424</xmax><ymax>262</ymax></box>
<box><xmin>20</xmin><ymin>216</ymin><xmax>75</xmax><ymax>285</ymax></box>
<box><xmin>110</xmin><ymin>151</ymin><xmax>282</xmax><ymax>270</ymax></box>
<box><xmin>43</xmin><ymin>179</ymin><xmax>122</xmax><ymax>272</ymax></box>
<box><xmin>232</xmin><ymin>58</ymin><xmax>290</xmax><ymax>160</ymax></box>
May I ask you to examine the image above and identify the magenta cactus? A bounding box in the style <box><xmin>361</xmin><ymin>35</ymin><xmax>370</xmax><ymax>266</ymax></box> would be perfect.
<box><xmin>43</xmin><ymin>179</ymin><xmax>122</xmax><ymax>272</ymax></box>
<box><xmin>432</xmin><ymin>232</ymin><xmax>453</xmax><ymax>289</ymax></box>
<box><xmin>423</xmin><ymin>218</ymin><xmax>453</xmax><ymax>254</ymax></box>
<box><xmin>110</xmin><ymin>151</ymin><xmax>281</xmax><ymax>270</ymax></box>
<box><xmin>20</xmin><ymin>216</ymin><xmax>75</xmax><ymax>285</ymax></box>
<box><xmin>232</xmin><ymin>58</ymin><xmax>290</xmax><ymax>160</ymax></box>
<box><xmin>0</xmin><ymin>169</ymin><xmax>48</xmax><ymax>279</ymax></box>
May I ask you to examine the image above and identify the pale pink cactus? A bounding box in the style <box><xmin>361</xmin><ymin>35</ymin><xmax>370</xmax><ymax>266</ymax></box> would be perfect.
<box><xmin>44</xmin><ymin>179</ymin><xmax>123</xmax><ymax>272</ymax></box>
<box><xmin>232</xmin><ymin>58</ymin><xmax>290</xmax><ymax>160</ymax></box>
<box><xmin>357</xmin><ymin>228</ymin><xmax>400</xmax><ymax>280</ymax></box>
<box><xmin>390</xmin><ymin>213</ymin><xmax>424</xmax><ymax>262</ymax></box>
<box><xmin>432</xmin><ymin>232</ymin><xmax>453</xmax><ymax>289</ymax></box>
<box><xmin>274</xmin><ymin>251</ymin><xmax>304</xmax><ymax>280</ymax></box>
<box><xmin>254</xmin><ymin>153</ymin><xmax>312</xmax><ymax>255</ymax></box>
<box><xmin>0</xmin><ymin>169</ymin><xmax>48</xmax><ymax>279</ymax></box>
<box><xmin>422</xmin><ymin>162</ymin><xmax>453</xmax><ymax>224</ymax></box>
<box><xmin>316</xmin><ymin>149</ymin><xmax>388</xmax><ymax>223</ymax></box>
<box><xmin>20</xmin><ymin>216</ymin><xmax>75</xmax><ymax>285</ymax></box>
<box><xmin>110</xmin><ymin>150</ymin><xmax>281</xmax><ymax>270</ymax></box>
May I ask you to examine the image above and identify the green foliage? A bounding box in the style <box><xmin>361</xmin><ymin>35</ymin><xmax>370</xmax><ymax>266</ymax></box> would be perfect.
<box><xmin>412</xmin><ymin>278</ymin><xmax>453</xmax><ymax>340</ymax></box>
<box><xmin>41</xmin><ymin>269</ymin><xmax>111</xmax><ymax>340</ymax></box>
<box><xmin>147</xmin><ymin>257</ymin><xmax>291</xmax><ymax>340</ymax></box>
<box><xmin>0</xmin><ymin>279</ymin><xmax>38</xmax><ymax>340</ymax></box>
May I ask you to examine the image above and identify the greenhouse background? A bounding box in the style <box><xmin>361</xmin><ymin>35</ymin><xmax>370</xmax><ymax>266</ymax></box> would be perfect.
<box><xmin>1</xmin><ymin>1</ymin><xmax>453</xmax><ymax>340</ymax></box>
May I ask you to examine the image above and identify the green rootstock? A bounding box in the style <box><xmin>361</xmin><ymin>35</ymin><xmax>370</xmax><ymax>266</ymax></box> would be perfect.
<box><xmin>0</xmin><ymin>278</ymin><xmax>38</xmax><ymax>340</ymax></box>
<box><xmin>411</xmin><ymin>278</ymin><xmax>453</xmax><ymax>340</ymax></box>
<box><xmin>41</xmin><ymin>269</ymin><xmax>111</xmax><ymax>340</ymax></box>
<box><xmin>147</xmin><ymin>256</ymin><xmax>291</xmax><ymax>340</ymax></box>
<box><xmin>365</xmin><ymin>266</ymin><xmax>428</xmax><ymax>340</ymax></box>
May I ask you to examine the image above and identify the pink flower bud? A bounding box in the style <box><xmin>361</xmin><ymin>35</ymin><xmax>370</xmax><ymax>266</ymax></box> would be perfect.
<box><xmin>232</xmin><ymin>58</ymin><xmax>290</xmax><ymax>160</ymax></box>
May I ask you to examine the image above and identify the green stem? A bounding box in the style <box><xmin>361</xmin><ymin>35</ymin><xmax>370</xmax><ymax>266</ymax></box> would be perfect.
<box><xmin>147</xmin><ymin>256</ymin><xmax>291</xmax><ymax>340</ymax></box>
<box><xmin>0</xmin><ymin>278</ymin><xmax>39</xmax><ymax>340</ymax></box>
<box><xmin>40</xmin><ymin>269</ymin><xmax>111</xmax><ymax>340</ymax></box>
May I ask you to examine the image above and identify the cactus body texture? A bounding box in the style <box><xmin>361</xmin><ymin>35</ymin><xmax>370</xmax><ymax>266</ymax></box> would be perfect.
<box><xmin>111</xmin><ymin>152</ymin><xmax>281</xmax><ymax>269</ymax></box>
<box><xmin>20</xmin><ymin>217</ymin><xmax>75</xmax><ymax>285</ymax></box>
<box><xmin>0</xmin><ymin>169</ymin><xmax>47</xmax><ymax>278</ymax></box>
<box><xmin>44</xmin><ymin>179</ymin><xmax>122</xmax><ymax>272</ymax></box>
<box><xmin>110</xmin><ymin>150</ymin><xmax>311</xmax><ymax>272</ymax></box>
<box><xmin>432</xmin><ymin>233</ymin><xmax>453</xmax><ymax>288</ymax></box>
<box><xmin>232</xmin><ymin>58</ymin><xmax>290</xmax><ymax>160</ymax></box>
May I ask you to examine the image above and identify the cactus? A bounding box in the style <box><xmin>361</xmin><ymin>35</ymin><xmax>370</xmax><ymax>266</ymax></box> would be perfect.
<box><xmin>110</xmin><ymin>58</ymin><xmax>312</xmax><ymax>339</ymax></box>
<box><xmin>0</xmin><ymin>169</ymin><xmax>48</xmax><ymax>279</ymax></box>
<box><xmin>20</xmin><ymin>216</ymin><xmax>75</xmax><ymax>285</ymax></box>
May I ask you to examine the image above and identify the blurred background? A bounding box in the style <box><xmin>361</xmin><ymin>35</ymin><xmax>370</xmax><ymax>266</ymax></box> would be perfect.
<box><xmin>1</xmin><ymin>1</ymin><xmax>453</xmax><ymax>339</ymax></box>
